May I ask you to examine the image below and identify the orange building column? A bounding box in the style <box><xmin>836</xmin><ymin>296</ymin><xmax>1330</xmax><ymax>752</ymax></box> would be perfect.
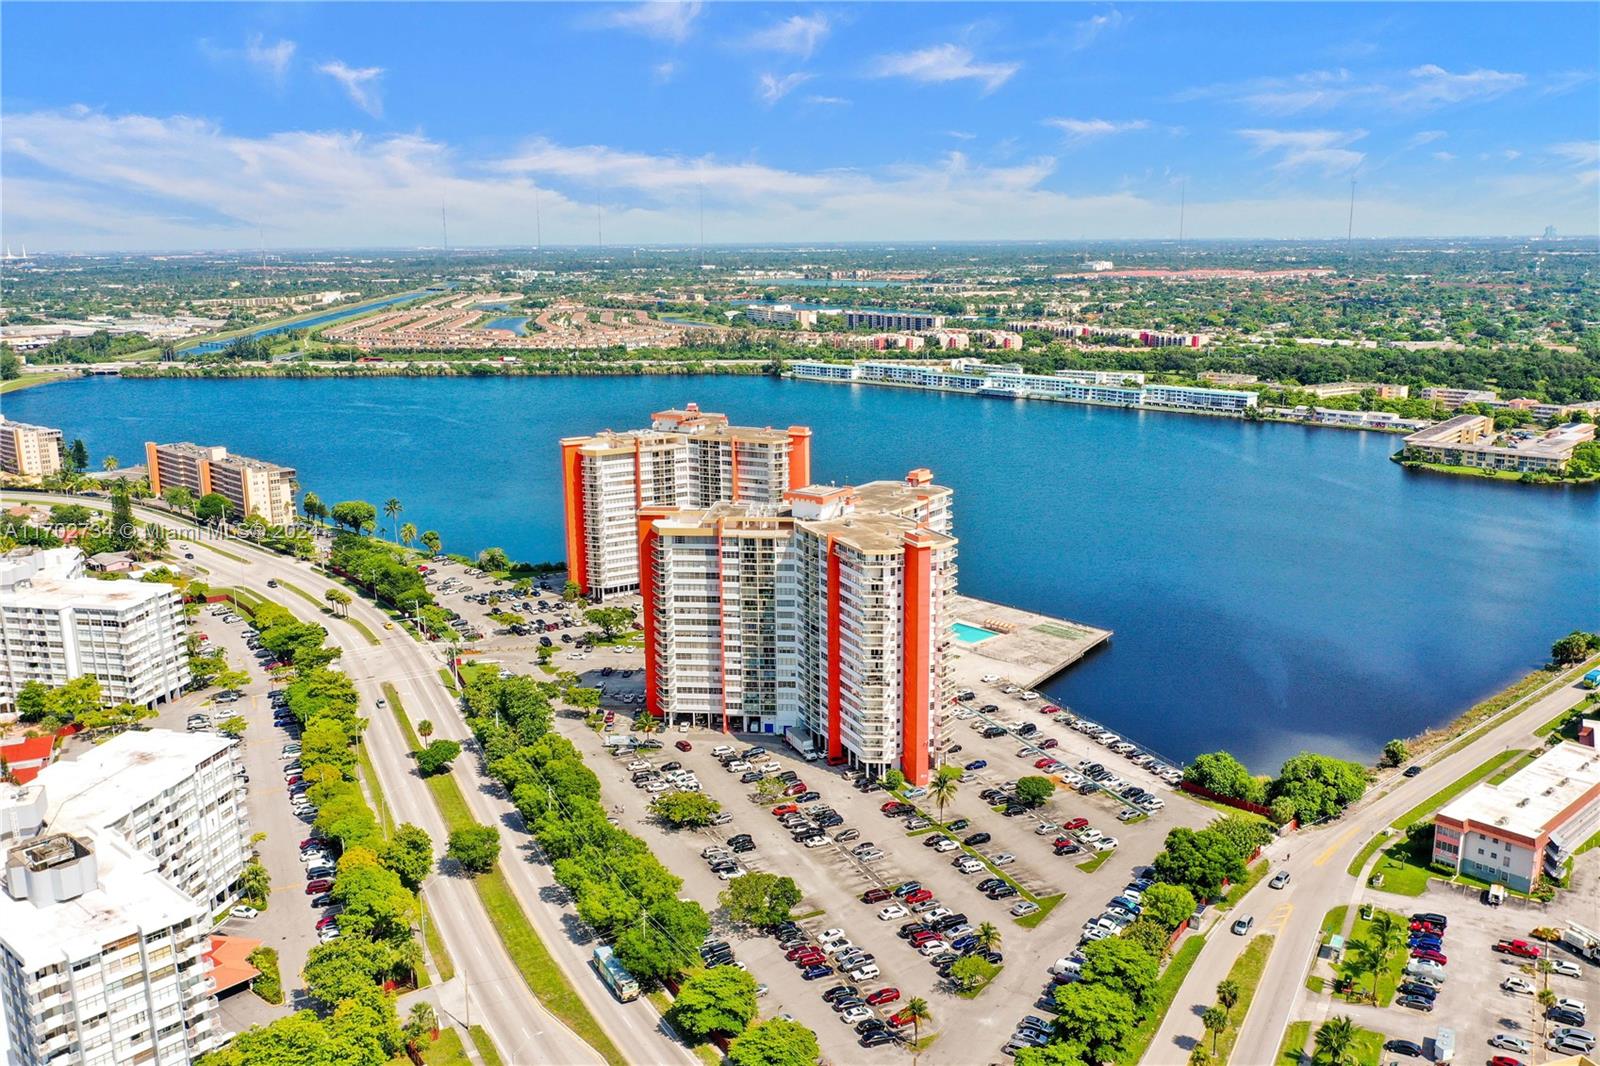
<box><xmin>559</xmin><ymin>438</ymin><xmax>588</xmax><ymax>595</ymax></box>
<box><xmin>899</xmin><ymin>532</ymin><xmax>934</xmax><ymax>786</ymax></box>
<box><xmin>787</xmin><ymin>426</ymin><xmax>812</xmax><ymax>490</ymax></box>
<box><xmin>826</xmin><ymin>538</ymin><xmax>845</xmax><ymax>765</ymax></box>
<box><xmin>714</xmin><ymin>517</ymin><xmax>731</xmax><ymax>734</ymax></box>
<box><xmin>636</xmin><ymin>509</ymin><xmax>672</xmax><ymax>719</ymax></box>
<box><xmin>144</xmin><ymin>442</ymin><xmax>162</xmax><ymax>495</ymax></box>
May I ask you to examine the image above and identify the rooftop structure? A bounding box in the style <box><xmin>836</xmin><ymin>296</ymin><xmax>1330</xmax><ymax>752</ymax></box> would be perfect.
<box><xmin>1402</xmin><ymin>415</ymin><xmax>1595</xmax><ymax>474</ymax></box>
<box><xmin>1433</xmin><ymin>742</ymin><xmax>1600</xmax><ymax>891</ymax></box>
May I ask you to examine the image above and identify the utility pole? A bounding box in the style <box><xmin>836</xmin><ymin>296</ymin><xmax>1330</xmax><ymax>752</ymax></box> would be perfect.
<box><xmin>1346</xmin><ymin>179</ymin><xmax>1356</xmax><ymax>256</ymax></box>
<box><xmin>441</xmin><ymin>203</ymin><xmax>450</xmax><ymax>254</ymax></box>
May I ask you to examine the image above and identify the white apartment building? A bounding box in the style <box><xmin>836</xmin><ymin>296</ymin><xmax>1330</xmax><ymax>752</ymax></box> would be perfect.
<box><xmin>845</xmin><ymin>310</ymin><xmax>945</xmax><ymax>332</ymax></box>
<box><xmin>144</xmin><ymin>442</ymin><xmax>297</xmax><ymax>528</ymax></box>
<box><xmin>560</xmin><ymin>405</ymin><xmax>812</xmax><ymax>599</ymax></box>
<box><xmin>640</xmin><ymin>470</ymin><xmax>956</xmax><ymax>785</ymax></box>
<box><xmin>1420</xmin><ymin>386</ymin><xmax>1499</xmax><ymax>408</ymax></box>
<box><xmin>742</xmin><ymin>304</ymin><xmax>818</xmax><ymax>328</ymax></box>
<box><xmin>0</xmin><ymin>419</ymin><xmax>63</xmax><ymax>479</ymax></box>
<box><xmin>0</xmin><ymin>830</ymin><xmax>225</xmax><ymax>1066</ymax></box>
<box><xmin>0</xmin><ymin>549</ymin><xmax>189</xmax><ymax>712</ymax></box>
<box><xmin>37</xmin><ymin>731</ymin><xmax>248</xmax><ymax>912</ymax></box>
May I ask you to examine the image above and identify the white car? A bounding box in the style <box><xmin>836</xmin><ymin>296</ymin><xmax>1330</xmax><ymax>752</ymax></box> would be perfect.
<box><xmin>1034</xmin><ymin>823</ymin><xmax>1059</xmax><ymax>836</ymax></box>
<box><xmin>923</xmin><ymin>907</ymin><xmax>952</xmax><ymax>923</ymax></box>
<box><xmin>715</xmin><ymin>865</ymin><xmax>744</xmax><ymax>881</ymax></box>
<box><xmin>758</xmin><ymin>761</ymin><xmax>781</xmax><ymax>772</ymax></box>
<box><xmin>933</xmin><ymin>838</ymin><xmax>958</xmax><ymax>853</ymax></box>
<box><xmin>726</xmin><ymin>761</ymin><xmax>751</xmax><ymax>773</ymax></box>
<box><xmin>981</xmin><ymin>674</ymin><xmax>1000</xmax><ymax>684</ymax></box>
<box><xmin>990</xmin><ymin>853</ymin><xmax>1016</xmax><ymax>867</ymax></box>
<box><xmin>1490</xmin><ymin>1034</ymin><xmax>1532</xmax><ymax>1055</ymax></box>
<box><xmin>804</xmin><ymin>835</ymin><xmax>830</xmax><ymax>849</ymax></box>
<box><xmin>841</xmin><ymin>1006</ymin><xmax>872</xmax><ymax>1025</ymax></box>
<box><xmin>230</xmin><ymin>905</ymin><xmax>259</xmax><ymax>920</ymax></box>
<box><xmin>820</xmin><ymin>928</ymin><xmax>846</xmax><ymax>942</ymax></box>
<box><xmin>1551</xmin><ymin>959</ymin><xmax>1584</xmax><ymax>978</ymax></box>
<box><xmin>919</xmin><ymin>941</ymin><xmax>952</xmax><ymax>957</ymax></box>
<box><xmin>849</xmin><ymin>964</ymin><xmax>880</xmax><ymax>981</ymax></box>
<box><xmin>625</xmin><ymin>760</ymin><xmax>650</xmax><ymax>771</ymax></box>
<box><xmin>1020</xmin><ymin>692</ymin><xmax>1040</xmax><ymax>701</ymax></box>
<box><xmin>1556</xmin><ymin>997</ymin><xmax>1588</xmax><ymax>1015</ymax></box>
<box><xmin>711</xmin><ymin>745</ymin><xmax>734</xmax><ymax>757</ymax></box>
<box><xmin>317</xmin><ymin>927</ymin><xmax>341</xmax><ymax>943</ymax></box>
<box><xmin>1094</xmin><ymin>837</ymin><xmax>1120</xmax><ymax>851</ymax></box>
<box><xmin>878</xmin><ymin>904</ymin><xmax>909</xmax><ymax>921</ymax></box>
<box><xmin>1502</xmin><ymin>975</ymin><xmax>1535</xmax><ymax>994</ymax></box>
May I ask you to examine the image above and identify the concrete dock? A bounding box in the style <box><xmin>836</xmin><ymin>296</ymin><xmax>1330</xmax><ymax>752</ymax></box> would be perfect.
<box><xmin>946</xmin><ymin>594</ymin><xmax>1112</xmax><ymax>691</ymax></box>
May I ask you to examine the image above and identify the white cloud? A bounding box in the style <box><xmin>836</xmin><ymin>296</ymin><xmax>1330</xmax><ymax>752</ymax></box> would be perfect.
<box><xmin>1550</xmin><ymin>141</ymin><xmax>1599</xmax><ymax>185</ymax></box>
<box><xmin>872</xmin><ymin>44</ymin><xmax>1019</xmax><ymax>93</ymax></box>
<box><xmin>653</xmin><ymin>61</ymin><xmax>677</xmax><ymax>83</ymax></box>
<box><xmin>1432</xmin><ymin>151</ymin><xmax>1455</xmax><ymax>162</ymax></box>
<box><xmin>758</xmin><ymin>72</ymin><xmax>812</xmax><ymax>105</ymax></box>
<box><xmin>1238</xmin><ymin>128</ymin><xmax>1366</xmax><ymax>175</ymax></box>
<box><xmin>245</xmin><ymin>35</ymin><xmax>297</xmax><ymax>83</ymax></box>
<box><xmin>1070</xmin><ymin>9</ymin><xmax>1126</xmax><ymax>50</ymax></box>
<box><xmin>1406</xmin><ymin>130</ymin><xmax>1446</xmax><ymax>148</ymax></box>
<box><xmin>1044</xmin><ymin>117</ymin><xmax>1149</xmax><ymax>140</ymax></box>
<box><xmin>1502</xmin><ymin>149</ymin><xmax>1522</xmax><ymax>161</ymax></box>
<box><xmin>3</xmin><ymin>106</ymin><xmax>1592</xmax><ymax>250</ymax></box>
<box><xmin>805</xmin><ymin>95</ymin><xmax>851</xmax><ymax>107</ymax></box>
<box><xmin>1397</xmin><ymin>64</ymin><xmax>1525</xmax><ymax>107</ymax></box>
<box><xmin>318</xmin><ymin>60</ymin><xmax>384</xmax><ymax>118</ymax></box>
<box><xmin>598</xmin><ymin>2</ymin><xmax>702</xmax><ymax>43</ymax></box>
<box><xmin>745</xmin><ymin>14</ymin><xmax>830</xmax><ymax>58</ymax></box>
<box><xmin>946</xmin><ymin>130</ymin><xmax>976</xmax><ymax>140</ymax></box>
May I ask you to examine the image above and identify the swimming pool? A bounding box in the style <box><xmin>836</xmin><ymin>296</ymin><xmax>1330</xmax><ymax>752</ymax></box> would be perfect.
<box><xmin>952</xmin><ymin>622</ymin><xmax>1000</xmax><ymax>644</ymax></box>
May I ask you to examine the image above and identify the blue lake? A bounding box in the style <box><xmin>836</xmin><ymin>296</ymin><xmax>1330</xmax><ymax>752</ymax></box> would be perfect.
<box><xmin>11</xmin><ymin>374</ymin><xmax>1597</xmax><ymax>770</ymax></box>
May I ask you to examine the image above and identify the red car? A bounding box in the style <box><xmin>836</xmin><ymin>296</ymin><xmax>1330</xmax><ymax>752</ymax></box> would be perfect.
<box><xmin>862</xmin><ymin>888</ymin><xmax>892</xmax><ymax>904</ymax></box>
<box><xmin>1493</xmin><ymin>939</ymin><xmax>1540</xmax><ymax>959</ymax></box>
<box><xmin>909</xmin><ymin>931</ymin><xmax>942</xmax><ymax>946</ymax></box>
<box><xmin>1490</xmin><ymin>1057</ymin><xmax>1524</xmax><ymax>1066</ymax></box>
<box><xmin>772</xmin><ymin>804</ymin><xmax>799</xmax><ymax>816</ymax></box>
<box><xmin>865</xmin><ymin>988</ymin><xmax>900</xmax><ymax>1006</ymax></box>
<box><xmin>1033</xmin><ymin>758</ymin><xmax>1054</xmax><ymax>769</ymax></box>
<box><xmin>903</xmin><ymin>888</ymin><xmax>934</xmax><ymax>905</ymax></box>
<box><xmin>285</xmin><ymin>776</ymin><xmax>303</xmax><ymax>787</ymax></box>
<box><xmin>887</xmin><ymin>1010</ymin><xmax>915</xmax><ymax>1027</ymax></box>
<box><xmin>1039</xmin><ymin>738</ymin><xmax>1060</xmax><ymax>749</ymax></box>
<box><xmin>784</xmin><ymin>782</ymin><xmax>808</xmax><ymax>797</ymax></box>
<box><xmin>315</xmin><ymin>914</ymin><xmax>339</xmax><ymax>930</ymax></box>
<box><xmin>676</xmin><ymin>740</ymin><xmax>692</xmax><ymax>752</ymax></box>
<box><xmin>300</xmin><ymin>837</ymin><xmax>324</xmax><ymax>849</ymax></box>
<box><xmin>788</xmin><ymin>947</ymin><xmax>824</xmax><ymax>963</ymax></box>
<box><xmin>880</xmin><ymin>801</ymin><xmax>903</xmax><ymax>813</ymax></box>
<box><xmin>1410</xmin><ymin>948</ymin><xmax>1447</xmax><ymax>965</ymax></box>
<box><xmin>793</xmin><ymin>953</ymin><xmax>825</xmax><ymax>968</ymax></box>
<box><xmin>305</xmin><ymin>878</ymin><xmax>333</xmax><ymax>894</ymax></box>
<box><xmin>1409</xmin><ymin>920</ymin><xmax>1441</xmax><ymax>935</ymax></box>
<box><xmin>1040</xmin><ymin>705</ymin><xmax>1061</xmax><ymax>715</ymax></box>
<box><xmin>1063</xmin><ymin>817</ymin><xmax>1089</xmax><ymax>831</ymax></box>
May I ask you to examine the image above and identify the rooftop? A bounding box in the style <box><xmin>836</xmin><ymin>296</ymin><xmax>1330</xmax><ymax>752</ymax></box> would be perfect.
<box><xmin>40</xmin><ymin>730</ymin><xmax>235</xmax><ymax>835</ymax></box>
<box><xmin>1438</xmin><ymin>742</ymin><xmax>1600</xmax><ymax>841</ymax></box>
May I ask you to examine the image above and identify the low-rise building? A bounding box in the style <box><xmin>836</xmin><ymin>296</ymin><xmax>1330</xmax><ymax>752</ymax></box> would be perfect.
<box><xmin>0</xmin><ymin>548</ymin><xmax>189</xmax><ymax>711</ymax></box>
<box><xmin>1402</xmin><ymin>415</ymin><xmax>1595</xmax><ymax>473</ymax></box>
<box><xmin>741</xmin><ymin>303</ymin><xmax>818</xmax><ymax>328</ymax></box>
<box><xmin>0</xmin><ymin>417</ymin><xmax>63</xmax><ymax>478</ymax></box>
<box><xmin>1432</xmin><ymin>742</ymin><xmax>1600</xmax><ymax>892</ymax></box>
<box><xmin>1301</xmin><ymin>381</ymin><xmax>1410</xmax><ymax>400</ymax></box>
<box><xmin>1421</xmin><ymin>386</ymin><xmax>1498</xmax><ymax>408</ymax></box>
<box><xmin>144</xmin><ymin>441</ymin><xmax>298</xmax><ymax>528</ymax></box>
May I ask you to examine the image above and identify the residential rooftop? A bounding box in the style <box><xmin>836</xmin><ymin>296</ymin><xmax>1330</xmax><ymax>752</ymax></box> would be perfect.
<box><xmin>1438</xmin><ymin>741</ymin><xmax>1600</xmax><ymax>842</ymax></box>
<box><xmin>40</xmin><ymin>730</ymin><xmax>236</xmax><ymax>835</ymax></box>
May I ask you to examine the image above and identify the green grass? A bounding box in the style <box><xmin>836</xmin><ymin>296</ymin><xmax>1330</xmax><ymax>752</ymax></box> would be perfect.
<box><xmin>1215</xmin><ymin>934</ymin><xmax>1275</xmax><ymax>1065</ymax></box>
<box><xmin>1365</xmin><ymin>847</ymin><xmax>1435</xmax><ymax>897</ymax></box>
<box><xmin>1538</xmin><ymin>693</ymin><xmax>1600</xmax><ymax>739</ymax></box>
<box><xmin>1076</xmin><ymin>849</ymin><xmax>1115</xmax><ymax>873</ymax></box>
<box><xmin>1388</xmin><ymin>747</ymin><xmax>1525</xmax><ymax>830</ymax></box>
<box><xmin>353</xmin><ymin>736</ymin><xmax>395</xmax><ymax>834</ymax></box>
<box><xmin>1014</xmin><ymin>893</ymin><xmax>1066</xmax><ymax>929</ymax></box>
<box><xmin>407</xmin><ymin>1027</ymin><xmax>470</xmax><ymax>1066</ymax></box>
<box><xmin>475</xmin><ymin>867</ymin><xmax>624</xmax><ymax>1066</ymax></box>
<box><xmin>1345</xmin><ymin>832</ymin><xmax>1392</xmax><ymax>878</ymax></box>
<box><xmin>467</xmin><ymin>1027</ymin><xmax>505</xmax><ymax>1066</ymax></box>
<box><xmin>0</xmin><ymin>373</ymin><xmax>64</xmax><ymax>395</ymax></box>
<box><xmin>1350</xmin><ymin>1025</ymin><xmax>1386</xmax><ymax>1066</ymax></box>
<box><xmin>278</xmin><ymin>578</ymin><xmax>324</xmax><ymax>610</ymax></box>
<box><xmin>1319</xmin><ymin>905</ymin><xmax>1349</xmax><ymax>938</ymax></box>
<box><xmin>438</xmin><ymin>668</ymin><xmax>458</xmax><ymax>693</ymax></box>
<box><xmin>1219</xmin><ymin>860</ymin><xmax>1271</xmax><ymax>911</ymax></box>
<box><xmin>1488</xmin><ymin>749</ymin><xmax>1541</xmax><ymax>784</ymax></box>
<box><xmin>1305</xmin><ymin>975</ymin><xmax>1324</xmax><ymax>994</ymax></box>
<box><xmin>1114</xmin><ymin>934</ymin><xmax>1207</xmax><ymax>1066</ymax></box>
<box><xmin>345</xmin><ymin>612</ymin><xmax>381</xmax><ymax>645</ymax></box>
<box><xmin>1336</xmin><ymin>908</ymin><xmax>1408</xmax><ymax>1005</ymax></box>
<box><xmin>954</xmin><ymin>960</ymin><xmax>1003</xmax><ymax>999</ymax></box>
<box><xmin>420</xmin><ymin>893</ymin><xmax>456</xmax><ymax>982</ymax></box>
<box><xmin>383</xmin><ymin>682</ymin><xmax>477</xmax><ymax>832</ymax></box>
<box><xmin>1277</xmin><ymin>1021</ymin><xmax>1312</xmax><ymax>1065</ymax></box>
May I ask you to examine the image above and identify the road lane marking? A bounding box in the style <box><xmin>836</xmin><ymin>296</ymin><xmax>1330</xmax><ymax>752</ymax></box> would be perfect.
<box><xmin>1315</xmin><ymin>824</ymin><xmax>1360</xmax><ymax>866</ymax></box>
<box><xmin>1266</xmin><ymin>902</ymin><xmax>1294</xmax><ymax>933</ymax></box>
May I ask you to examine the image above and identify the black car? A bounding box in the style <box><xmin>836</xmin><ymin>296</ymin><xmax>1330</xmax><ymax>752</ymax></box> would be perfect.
<box><xmin>982</xmin><ymin>726</ymin><xmax>1007</xmax><ymax>738</ymax></box>
<box><xmin>856</xmin><ymin>1019</ymin><xmax>888</xmax><ymax>1035</ymax></box>
<box><xmin>933</xmin><ymin>913</ymin><xmax>968</xmax><ymax>931</ymax></box>
<box><xmin>1396</xmin><ymin>982</ymin><xmax>1437</xmax><ymax>1000</ymax></box>
<box><xmin>981</xmin><ymin>950</ymin><xmax>1003</xmax><ymax>965</ymax></box>
<box><xmin>1382</xmin><ymin>1040</ymin><xmax>1424</xmax><ymax>1058</ymax></box>
<box><xmin>860</xmin><ymin>1031</ymin><xmax>897</xmax><ymax>1048</ymax></box>
<box><xmin>979</xmin><ymin>789</ymin><xmax>1004</xmax><ymax>803</ymax></box>
<box><xmin>661</xmin><ymin>761</ymin><xmax>682</xmax><ymax>772</ymax></box>
<box><xmin>898</xmin><ymin>923</ymin><xmax>929</xmax><ymax>939</ymax></box>
<box><xmin>1002</xmin><ymin>805</ymin><xmax>1028</xmax><ymax>817</ymax></box>
<box><xmin>822</xmin><ymin>984</ymin><xmax>859</xmax><ymax>1003</ymax></box>
<box><xmin>727</xmin><ymin>834</ymin><xmax>753</xmax><ymax>845</ymax></box>
<box><xmin>1548</xmin><ymin>1006</ymin><xmax>1587</xmax><ymax>1026</ymax></box>
<box><xmin>1409</xmin><ymin>912</ymin><xmax>1448</xmax><ymax>930</ymax></box>
<box><xmin>796</xmin><ymin>791</ymin><xmax>821</xmax><ymax>803</ymax></box>
<box><xmin>740</xmin><ymin>772</ymin><xmax>763</xmax><ymax>783</ymax></box>
<box><xmin>964</xmin><ymin>832</ymin><xmax>992</xmax><ymax>846</ymax></box>
<box><xmin>310</xmin><ymin>893</ymin><xmax>334</xmax><ymax>907</ymax></box>
<box><xmin>1395</xmin><ymin>994</ymin><xmax>1434</xmax><ymax>1012</ymax></box>
<box><xmin>923</xmin><ymin>835</ymin><xmax>949</xmax><ymax>848</ymax></box>
<box><xmin>1403</xmin><ymin>765</ymin><xmax>1422</xmax><ymax>777</ymax></box>
<box><xmin>832</xmin><ymin>996</ymin><xmax>867</xmax><ymax>1013</ymax></box>
<box><xmin>976</xmin><ymin>878</ymin><xmax>1005</xmax><ymax>893</ymax></box>
<box><xmin>816</xmin><ymin>814</ymin><xmax>844</xmax><ymax>828</ymax></box>
<box><xmin>947</xmin><ymin>818</ymin><xmax>970</xmax><ymax>831</ymax></box>
<box><xmin>703</xmin><ymin>950</ymin><xmax>734</xmax><ymax>966</ymax></box>
<box><xmin>988</xmin><ymin>885</ymin><xmax>1020</xmax><ymax>900</ymax></box>
<box><xmin>731</xmin><ymin>841</ymin><xmax>756</xmax><ymax>854</ymax></box>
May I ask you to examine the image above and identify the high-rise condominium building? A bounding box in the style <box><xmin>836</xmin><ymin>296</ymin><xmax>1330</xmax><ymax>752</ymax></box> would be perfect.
<box><xmin>639</xmin><ymin>469</ymin><xmax>956</xmax><ymax>785</ymax></box>
<box><xmin>0</xmin><ymin>549</ymin><xmax>189</xmax><ymax>712</ymax></box>
<box><xmin>560</xmin><ymin>404</ymin><xmax>812</xmax><ymax>599</ymax></box>
<box><xmin>0</xmin><ymin>829</ymin><xmax>225</xmax><ymax>1065</ymax></box>
<box><xmin>144</xmin><ymin>442</ymin><xmax>298</xmax><ymax>528</ymax></box>
<box><xmin>36</xmin><ymin>731</ymin><xmax>248</xmax><ymax>911</ymax></box>
<box><xmin>0</xmin><ymin>418</ymin><xmax>63</xmax><ymax>478</ymax></box>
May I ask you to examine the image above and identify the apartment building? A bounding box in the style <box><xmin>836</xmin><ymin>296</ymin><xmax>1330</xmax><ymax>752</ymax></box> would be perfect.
<box><xmin>144</xmin><ymin>442</ymin><xmax>297</xmax><ymax>528</ymax></box>
<box><xmin>1301</xmin><ymin>381</ymin><xmax>1410</xmax><ymax>400</ymax></box>
<box><xmin>0</xmin><ymin>829</ymin><xmax>225</xmax><ymax>1066</ymax></box>
<box><xmin>639</xmin><ymin>470</ymin><xmax>956</xmax><ymax>785</ymax></box>
<box><xmin>0</xmin><ymin>548</ymin><xmax>189</xmax><ymax>712</ymax></box>
<box><xmin>1432</xmin><ymin>742</ymin><xmax>1600</xmax><ymax>892</ymax></box>
<box><xmin>845</xmin><ymin>310</ymin><xmax>946</xmax><ymax>332</ymax></box>
<box><xmin>1402</xmin><ymin>415</ymin><xmax>1595</xmax><ymax>473</ymax></box>
<box><xmin>37</xmin><ymin>731</ymin><xmax>248</xmax><ymax>911</ymax></box>
<box><xmin>1421</xmin><ymin>386</ymin><xmax>1498</xmax><ymax>408</ymax></box>
<box><xmin>742</xmin><ymin>304</ymin><xmax>818</xmax><ymax>328</ymax></box>
<box><xmin>0</xmin><ymin>418</ymin><xmax>63</xmax><ymax>478</ymax></box>
<box><xmin>560</xmin><ymin>405</ymin><xmax>813</xmax><ymax>599</ymax></box>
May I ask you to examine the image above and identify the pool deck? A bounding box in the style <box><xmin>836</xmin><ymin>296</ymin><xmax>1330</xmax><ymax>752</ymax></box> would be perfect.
<box><xmin>946</xmin><ymin>594</ymin><xmax>1112</xmax><ymax>691</ymax></box>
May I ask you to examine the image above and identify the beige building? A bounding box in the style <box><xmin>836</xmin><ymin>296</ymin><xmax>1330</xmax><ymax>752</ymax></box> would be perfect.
<box><xmin>1302</xmin><ymin>381</ymin><xmax>1410</xmax><ymax>400</ymax></box>
<box><xmin>0</xmin><ymin>418</ymin><xmax>63</xmax><ymax>478</ymax></box>
<box><xmin>1402</xmin><ymin>415</ymin><xmax>1595</xmax><ymax>473</ymax></box>
<box><xmin>145</xmin><ymin>442</ymin><xmax>297</xmax><ymax>527</ymax></box>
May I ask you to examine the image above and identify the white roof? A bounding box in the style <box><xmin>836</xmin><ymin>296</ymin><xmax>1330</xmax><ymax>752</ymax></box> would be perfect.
<box><xmin>1439</xmin><ymin>742</ymin><xmax>1600</xmax><ymax>840</ymax></box>
<box><xmin>0</xmin><ymin>829</ymin><xmax>201</xmax><ymax>972</ymax></box>
<box><xmin>41</xmin><ymin>730</ymin><xmax>234</xmax><ymax>833</ymax></box>
<box><xmin>2</xmin><ymin>574</ymin><xmax>178</xmax><ymax>614</ymax></box>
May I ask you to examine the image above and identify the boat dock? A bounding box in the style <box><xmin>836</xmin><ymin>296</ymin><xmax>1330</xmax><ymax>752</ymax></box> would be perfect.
<box><xmin>947</xmin><ymin>594</ymin><xmax>1111</xmax><ymax>691</ymax></box>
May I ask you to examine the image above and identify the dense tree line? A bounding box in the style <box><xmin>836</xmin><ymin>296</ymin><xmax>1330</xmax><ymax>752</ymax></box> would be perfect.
<box><xmin>1184</xmin><ymin>750</ymin><xmax>1369</xmax><ymax>826</ymax></box>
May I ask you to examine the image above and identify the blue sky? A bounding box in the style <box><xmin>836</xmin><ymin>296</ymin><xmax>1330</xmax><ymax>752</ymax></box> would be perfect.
<box><xmin>2</xmin><ymin>2</ymin><xmax>1596</xmax><ymax>250</ymax></box>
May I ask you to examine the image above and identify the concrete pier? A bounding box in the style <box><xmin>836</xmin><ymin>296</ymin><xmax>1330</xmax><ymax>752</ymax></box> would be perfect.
<box><xmin>946</xmin><ymin>594</ymin><xmax>1112</xmax><ymax>691</ymax></box>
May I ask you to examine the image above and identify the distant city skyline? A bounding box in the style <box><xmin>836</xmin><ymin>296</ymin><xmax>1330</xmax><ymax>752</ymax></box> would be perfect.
<box><xmin>2</xmin><ymin>2</ymin><xmax>1596</xmax><ymax>251</ymax></box>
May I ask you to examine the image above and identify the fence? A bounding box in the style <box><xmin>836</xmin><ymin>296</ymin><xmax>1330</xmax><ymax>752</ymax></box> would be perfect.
<box><xmin>1179</xmin><ymin>779</ymin><xmax>1276</xmax><ymax>818</ymax></box>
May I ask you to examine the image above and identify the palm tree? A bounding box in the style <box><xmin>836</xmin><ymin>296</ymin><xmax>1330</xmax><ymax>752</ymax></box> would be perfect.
<box><xmin>1202</xmin><ymin>1004</ymin><xmax>1228</xmax><ymax>1053</ymax></box>
<box><xmin>1313</xmin><ymin>1016</ymin><xmax>1357</xmax><ymax>1065</ymax></box>
<box><xmin>102</xmin><ymin>455</ymin><xmax>119</xmax><ymax>472</ymax></box>
<box><xmin>1216</xmin><ymin>977</ymin><xmax>1241</xmax><ymax>1014</ymax></box>
<box><xmin>384</xmin><ymin>497</ymin><xmax>402</xmax><ymax>541</ymax></box>
<box><xmin>904</xmin><ymin>996</ymin><xmax>931</xmax><ymax>1048</ymax></box>
<box><xmin>1348</xmin><ymin>937</ymin><xmax>1386</xmax><ymax>1004</ymax></box>
<box><xmin>400</xmin><ymin>522</ymin><xmax>417</xmax><ymax>550</ymax></box>
<box><xmin>1367</xmin><ymin>911</ymin><xmax>1406</xmax><ymax>1002</ymax></box>
<box><xmin>302</xmin><ymin>491</ymin><xmax>324</xmax><ymax>526</ymax></box>
<box><xmin>1538</xmin><ymin>988</ymin><xmax>1557</xmax><ymax>1036</ymax></box>
<box><xmin>975</xmin><ymin>921</ymin><xmax>1001</xmax><ymax>953</ymax></box>
<box><xmin>421</xmin><ymin>529</ymin><xmax>442</xmax><ymax>555</ymax></box>
<box><xmin>396</xmin><ymin>939</ymin><xmax>427</xmax><ymax>991</ymax></box>
<box><xmin>930</xmin><ymin>764</ymin><xmax>961</xmax><ymax>821</ymax></box>
<box><xmin>419</xmin><ymin>720</ymin><xmax>434</xmax><ymax>741</ymax></box>
<box><xmin>405</xmin><ymin>1000</ymin><xmax>437</xmax><ymax>1042</ymax></box>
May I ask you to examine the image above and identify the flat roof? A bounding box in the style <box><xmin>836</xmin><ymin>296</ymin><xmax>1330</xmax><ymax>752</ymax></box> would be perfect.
<box><xmin>41</xmin><ymin>729</ymin><xmax>234</xmax><ymax>834</ymax></box>
<box><xmin>1438</xmin><ymin>742</ymin><xmax>1600</xmax><ymax>840</ymax></box>
<box><xmin>2</xmin><ymin>574</ymin><xmax>179</xmax><ymax>613</ymax></box>
<box><xmin>0</xmin><ymin>829</ymin><xmax>201</xmax><ymax>971</ymax></box>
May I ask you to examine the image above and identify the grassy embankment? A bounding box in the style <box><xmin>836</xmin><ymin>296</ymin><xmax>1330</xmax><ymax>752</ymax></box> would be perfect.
<box><xmin>1214</xmin><ymin>935</ymin><xmax>1275</xmax><ymax>1065</ymax></box>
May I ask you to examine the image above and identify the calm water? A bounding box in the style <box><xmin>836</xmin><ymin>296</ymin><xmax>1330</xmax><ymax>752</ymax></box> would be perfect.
<box><xmin>11</xmin><ymin>375</ymin><xmax>1597</xmax><ymax>769</ymax></box>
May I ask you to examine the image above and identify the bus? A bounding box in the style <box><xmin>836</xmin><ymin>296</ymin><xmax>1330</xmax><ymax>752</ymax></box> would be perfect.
<box><xmin>593</xmin><ymin>945</ymin><xmax>639</xmax><ymax>1002</ymax></box>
